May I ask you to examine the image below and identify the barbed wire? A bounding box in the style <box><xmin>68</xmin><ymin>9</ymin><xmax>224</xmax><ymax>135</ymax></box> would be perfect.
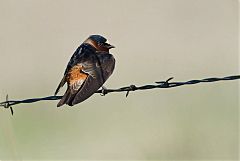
<box><xmin>0</xmin><ymin>75</ymin><xmax>239</xmax><ymax>115</ymax></box>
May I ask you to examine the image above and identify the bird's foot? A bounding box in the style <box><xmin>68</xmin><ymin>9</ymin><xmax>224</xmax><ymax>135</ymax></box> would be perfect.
<box><xmin>100</xmin><ymin>86</ymin><xmax>108</xmax><ymax>96</ymax></box>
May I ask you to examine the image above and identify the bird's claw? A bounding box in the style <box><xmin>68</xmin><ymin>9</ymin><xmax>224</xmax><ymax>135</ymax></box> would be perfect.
<box><xmin>100</xmin><ymin>86</ymin><xmax>108</xmax><ymax>96</ymax></box>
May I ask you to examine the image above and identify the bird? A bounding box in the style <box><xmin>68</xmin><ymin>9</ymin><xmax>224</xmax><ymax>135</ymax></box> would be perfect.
<box><xmin>54</xmin><ymin>35</ymin><xmax>115</xmax><ymax>107</ymax></box>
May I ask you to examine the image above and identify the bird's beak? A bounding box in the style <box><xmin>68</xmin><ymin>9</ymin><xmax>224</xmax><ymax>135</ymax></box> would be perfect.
<box><xmin>108</xmin><ymin>44</ymin><xmax>115</xmax><ymax>49</ymax></box>
<box><xmin>104</xmin><ymin>43</ymin><xmax>115</xmax><ymax>49</ymax></box>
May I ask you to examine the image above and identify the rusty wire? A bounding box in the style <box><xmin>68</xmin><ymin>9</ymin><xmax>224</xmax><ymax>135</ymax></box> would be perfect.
<box><xmin>0</xmin><ymin>75</ymin><xmax>239</xmax><ymax>115</ymax></box>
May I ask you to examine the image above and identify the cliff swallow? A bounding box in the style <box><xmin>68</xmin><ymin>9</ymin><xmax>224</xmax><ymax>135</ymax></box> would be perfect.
<box><xmin>55</xmin><ymin>35</ymin><xmax>115</xmax><ymax>107</ymax></box>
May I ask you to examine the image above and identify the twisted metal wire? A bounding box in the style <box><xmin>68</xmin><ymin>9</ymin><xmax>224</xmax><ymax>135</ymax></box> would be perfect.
<box><xmin>0</xmin><ymin>75</ymin><xmax>239</xmax><ymax>115</ymax></box>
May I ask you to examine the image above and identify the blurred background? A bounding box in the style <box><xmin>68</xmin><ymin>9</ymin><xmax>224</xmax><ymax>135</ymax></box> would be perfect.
<box><xmin>0</xmin><ymin>0</ymin><xmax>238</xmax><ymax>160</ymax></box>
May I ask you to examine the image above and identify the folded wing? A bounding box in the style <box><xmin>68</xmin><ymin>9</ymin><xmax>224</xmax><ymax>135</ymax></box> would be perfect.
<box><xmin>57</xmin><ymin>52</ymin><xmax>115</xmax><ymax>107</ymax></box>
<box><xmin>71</xmin><ymin>52</ymin><xmax>115</xmax><ymax>105</ymax></box>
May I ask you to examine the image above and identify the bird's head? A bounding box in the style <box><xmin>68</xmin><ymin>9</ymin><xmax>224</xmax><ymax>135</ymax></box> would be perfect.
<box><xmin>84</xmin><ymin>35</ymin><xmax>115</xmax><ymax>52</ymax></box>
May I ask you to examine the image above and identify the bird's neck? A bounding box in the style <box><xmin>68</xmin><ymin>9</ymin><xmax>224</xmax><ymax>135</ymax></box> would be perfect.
<box><xmin>84</xmin><ymin>39</ymin><xmax>98</xmax><ymax>49</ymax></box>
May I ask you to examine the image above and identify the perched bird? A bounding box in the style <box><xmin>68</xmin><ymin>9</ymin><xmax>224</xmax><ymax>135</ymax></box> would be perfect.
<box><xmin>55</xmin><ymin>35</ymin><xmax>115</xmax><ymax>107</ymax></box>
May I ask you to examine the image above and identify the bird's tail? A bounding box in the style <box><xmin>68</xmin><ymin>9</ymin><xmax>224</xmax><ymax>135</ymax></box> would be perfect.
<box><xmin>57</xmin><ymin>88</ymin><xmax>76</xmax><ymax>107</ymax></box>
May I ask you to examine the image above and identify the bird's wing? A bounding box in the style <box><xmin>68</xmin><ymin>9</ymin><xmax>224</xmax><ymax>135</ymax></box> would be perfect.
<box><xmin>56</xmin><ymin>48</ymin><xmax>115</xmax><ymax>107</ymax></box>
<box><xmin>57</xmin><ymin>52</ymin><xmax>106</xmax><ymax>106</ymax></box>
<box><xmin>54</xmin><ymin>44</ymin><xmax>95</xmax><ymax>95</ymax></box>
<box><xmin>71</xmin><ymin>52</ymin><xmax>115</xmax><ymax>105</ymax></box>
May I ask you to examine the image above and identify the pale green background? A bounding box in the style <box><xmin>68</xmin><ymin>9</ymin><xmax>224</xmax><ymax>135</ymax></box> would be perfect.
<box><xmin>0</xmin><ymin>0</ymin><xmax>239</xmax><ymax>160</ymax></box>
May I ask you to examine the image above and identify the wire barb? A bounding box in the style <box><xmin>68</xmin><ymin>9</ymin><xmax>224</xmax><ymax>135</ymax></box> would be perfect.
<box><xmin>155</xmin><ymin>77</ymin><xmax>174</xmax><ymax>87</ymax></box>
<box><xmin>0</xmin><ymin>75</ymin><xmax>239</xmax><ymax>114</ymax></box>
<box><xmin>125</xmin><ymin>85</ymin><xmax>137</xmax><ymax>97</ymax></box>
<box><xmin>2</xmin><ymin>95</ymin><xmax>14</xmax><ymax>115</ymax></box>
